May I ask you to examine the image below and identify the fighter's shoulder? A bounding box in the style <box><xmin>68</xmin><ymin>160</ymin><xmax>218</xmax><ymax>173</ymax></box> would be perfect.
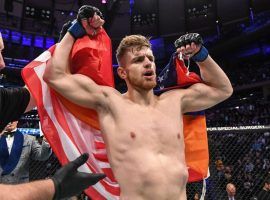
<box><xmin>159</xmin><ymin>88</ymin><xmax>186</xmax><ymax>100</ymax></box>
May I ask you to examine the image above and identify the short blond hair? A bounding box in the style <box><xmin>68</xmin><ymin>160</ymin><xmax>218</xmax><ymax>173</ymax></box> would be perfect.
<box><xmin>116</xmin><ymin>35</ymin><xmax>151</xmax><ymax>66</ymax></box>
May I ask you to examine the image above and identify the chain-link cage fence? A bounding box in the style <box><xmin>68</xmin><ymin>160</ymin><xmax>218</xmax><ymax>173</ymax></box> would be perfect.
<box><xmin>27</xmin><ymin>128</ymin><xmax>270</xmax><ymax>200</ymax></box>
<box><xmin>29</xmin><ymin>153</ymin><xmax>61</xmax><ymax>181</ymax></box>
<box><xmin>187</xmin><ymin>128</ymin><xmax>270</xmax><ymax>200</ymax></box>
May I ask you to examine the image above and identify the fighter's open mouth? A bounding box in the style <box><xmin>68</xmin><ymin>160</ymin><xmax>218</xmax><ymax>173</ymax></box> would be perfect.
<box><xmin>143</xmin><ymin>71</ymin><xmax>154</xmax><ymax>76</ymax></box>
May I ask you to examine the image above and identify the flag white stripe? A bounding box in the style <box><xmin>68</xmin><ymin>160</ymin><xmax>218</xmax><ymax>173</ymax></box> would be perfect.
<box><xmin>34</xmin><ymin>62</ymin><xmax>120</xmax><ymax>199</ymax></box>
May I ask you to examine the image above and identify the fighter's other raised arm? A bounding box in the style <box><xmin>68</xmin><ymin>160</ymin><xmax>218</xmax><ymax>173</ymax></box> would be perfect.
<box><xmin>175</xmin><ymin>33</ymin><xmax>233</xmax><ymax>113</ymax></box>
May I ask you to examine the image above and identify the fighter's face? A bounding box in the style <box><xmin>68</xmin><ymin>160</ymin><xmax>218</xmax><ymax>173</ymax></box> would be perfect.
<box><xmin>120</xmin><ymin>46</ymin><xmax>157</xmax><ymax>90</ymax></box>
<box><xmin>0</xmin><ymin>36</ymin><xmax>5</xmax><ymax>70</ymax></box>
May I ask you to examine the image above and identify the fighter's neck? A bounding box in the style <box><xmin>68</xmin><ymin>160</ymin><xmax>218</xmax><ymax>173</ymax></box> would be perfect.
<box><xmin>124</xmin><ymin>88</ymin><xmax>157</xmax><ymax>106</ymax></box>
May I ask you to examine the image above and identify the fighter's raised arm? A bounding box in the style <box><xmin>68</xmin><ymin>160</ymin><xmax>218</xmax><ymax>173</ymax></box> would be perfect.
<box><xmin>43</xmin><ymin>6</ymin><xmax>111</xmax><ymax>111</ymax></box>
<box><xmin>176</xmin><ymin>33</ymin><xmax>233</xmax><ymax>113</ymax></box>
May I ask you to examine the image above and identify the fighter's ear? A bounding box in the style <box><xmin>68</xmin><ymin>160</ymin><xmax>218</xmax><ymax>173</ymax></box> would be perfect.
<box><xmin>117</xmin><ymin>66</ymin><xmax>127</xmax><ymax>79</ymax></box>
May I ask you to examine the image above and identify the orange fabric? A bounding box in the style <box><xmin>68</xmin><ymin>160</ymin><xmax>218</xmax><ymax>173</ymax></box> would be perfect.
<box><xmin>56</xmin><ymin>94</ymin><xmax>100</xmax><ymax>130</ymax></box>
<box><xmin>183</xmin><ymin>115</ymin><xmax>209</xmax><ymax>181</ymax></box>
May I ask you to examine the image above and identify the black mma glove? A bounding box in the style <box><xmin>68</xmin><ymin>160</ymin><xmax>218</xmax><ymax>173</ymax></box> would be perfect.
<box><xmin>77</xmin><ymin>5</ymin><xmax>104</xmax><ymax>22</ymax></box>
<box><xmin>51</xmin><ymin>153</ymin><xmax>106</xmax><ymax>200</ymax></box>
<box><xmin>174</xmin><ymin>33</ymin><xmax>209</xmax><ymax>62</ymax></box>
<box><xmin>58</xmin><ymin>5</ymin><xmax>104</xmax><ymax>41</ymax></box>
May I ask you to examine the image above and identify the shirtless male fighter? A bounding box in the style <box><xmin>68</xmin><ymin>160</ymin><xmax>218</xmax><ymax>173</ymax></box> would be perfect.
<box><xmin>43</xmin><ymin>8</ymin><xmax>233</xmax><ymax>200</ymax></box>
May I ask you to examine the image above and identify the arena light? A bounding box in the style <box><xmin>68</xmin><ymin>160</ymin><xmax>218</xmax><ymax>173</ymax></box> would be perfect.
<box><xmin>11</xmin><ymin>31</ymin><xmax>21</xmax><ymax>44</ymax></box>
<box><xmin>41</xmin><ymin>9</ymin><xmax>51</xmax><ymax>20</ymax></box>
<box><xmin>22</xmin><ymin>34</ymin><xmax>32</xmax><ymax>46</ymax></box>
<box><xmin>45</xmin><ymin>37</ymin><xmax>55</xmax><ymax>49</ymax></box>
<box><xmin>18</xmin><ymin>128</ymin><xmax>40</xmax><ymax>136</ymax></box>
<box><xmin>25</xmin><ymin>6</ymin><xmax>36</xmax><ymax>18</ymax></box>
<box><xmin>0</xmin><ymin>29</ymin><xmax>10</xmax><ymax>41</ymax></box>
<box><xmin>188</xmin><ymin>3</ymin><xmax>213</xmax><ymax>18</ymax></box>
<box><xmin>132</xmin><ymin>13</ymin><xmax>157</xmax><ymax>25</ymax></box>
<box><xmin>25</xmin><ymin>6</ymin><xmax>52</xmax><ymax>20</ymax></box>
<box><xmin>34</xmin><ymin>36</ymin><xmax>44</xmax><ymax>48</ymax></box>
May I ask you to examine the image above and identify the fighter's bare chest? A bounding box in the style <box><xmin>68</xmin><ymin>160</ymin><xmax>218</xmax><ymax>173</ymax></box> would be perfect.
<box><xmin>118</xmin><ymin>105</ymin><xmax>181</xmax><ymax>133</ymax></box>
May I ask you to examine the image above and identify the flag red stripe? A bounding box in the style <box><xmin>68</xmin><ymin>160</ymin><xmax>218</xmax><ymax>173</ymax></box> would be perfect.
<box><xmin>22</xmin><ymin>50</ymin><xmax>121</xmax><ymax>199</ymax></box>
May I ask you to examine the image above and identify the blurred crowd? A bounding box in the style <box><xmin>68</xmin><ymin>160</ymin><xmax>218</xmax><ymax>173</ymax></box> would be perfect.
<box><xmin>207</xmin><ymin>131</ymin><xmax>270</xmax><ymax>199</ymax></box>
<box><xmin>225</xmin><ymin>60</ymin><xmax>270</xmax><ymax>88</ymax></box>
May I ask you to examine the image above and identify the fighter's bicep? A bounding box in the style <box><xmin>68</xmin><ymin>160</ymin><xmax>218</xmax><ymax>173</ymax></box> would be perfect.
<box><xmin>181</xmin><ymin>83</ymin><xmax>222</xmax><ymax>113</ymax></box>
<box><xmin>51</xmin><ymin>74</ymin><xmax>107</xmax><ymax>109</ymax></box>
